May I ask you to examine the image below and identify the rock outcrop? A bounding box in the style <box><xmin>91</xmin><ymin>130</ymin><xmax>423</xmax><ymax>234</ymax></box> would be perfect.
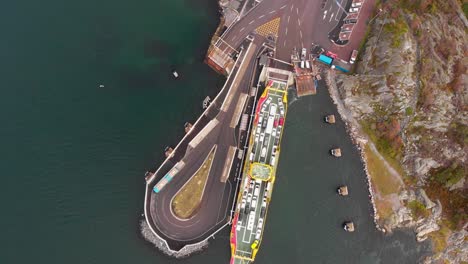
<box><xmin>329</xmin><ymin>1</ymin><xmax>467</xmax><ymax>263</ymax></box>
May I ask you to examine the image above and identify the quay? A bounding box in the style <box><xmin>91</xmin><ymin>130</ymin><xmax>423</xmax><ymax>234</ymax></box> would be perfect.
<box><xmin>143</xmin><ymin>0</ymin><xmax>376</xmax><ymax>260</ymax></box>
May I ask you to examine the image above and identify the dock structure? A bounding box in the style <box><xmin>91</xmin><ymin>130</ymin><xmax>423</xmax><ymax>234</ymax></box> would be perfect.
<box><xmin>164</xmin><ymin>147</ymin><xmax>174</xmax><ymax>158</ymax></box>
<box><xmin>143</xmin><ymin>38</ymin><xmax>267</xmax><ymax>254</ymax></box>
<box><xmin>344</xmin><ymin>221</ymin><xmax>355</xmax><ymax>232</ymax></box>
<box><xmin>325</xmin><ymin>114</ymin><xmax>336</xmax><ymax>124</ymax></box>
<box><xmin>338</xmin><ymin>186</ymin><xmax>349</xmax><ymax>196</ymax></box>
<box><xmin>184</xmin><ymin>122</ymin><xmax>193</xmax><ymax>134</ymax></box>
<box><xmin>291</xmin><ymin>50</ymin><xmax>317</xmax><ymax>97</ymax></box>
<box><xmin>331</xmin><ymin>148</ymin><xmax>342</xmax><ymax>157</ymax></box>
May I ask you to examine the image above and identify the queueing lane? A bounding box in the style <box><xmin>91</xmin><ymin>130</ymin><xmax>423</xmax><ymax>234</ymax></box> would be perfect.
<box><xmin>146</xmin><ymin>39</ymin><xmax>263</xmax><ymax>244</ymax></box>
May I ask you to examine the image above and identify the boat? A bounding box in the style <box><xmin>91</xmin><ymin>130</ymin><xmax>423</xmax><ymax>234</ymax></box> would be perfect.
<box><xmin>172</xmin><ymin>70</ymin><xmax>179</xmax><ymax>78</ymax></box>
<box><xmin>99</xmin><ymin>84</ymin><xmax>105</xmax><ymax>88</ymax></box>
<box><xmin>230</xmin><ymin>80</ymin><xmax>288</xmax><ymax>264</ymax></box>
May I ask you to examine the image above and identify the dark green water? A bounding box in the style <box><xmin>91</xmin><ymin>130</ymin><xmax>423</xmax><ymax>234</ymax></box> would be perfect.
<box><xmin>0</xmin><ymin>0</ymin><xmax>430</xmax><ymax>263</ymax></box>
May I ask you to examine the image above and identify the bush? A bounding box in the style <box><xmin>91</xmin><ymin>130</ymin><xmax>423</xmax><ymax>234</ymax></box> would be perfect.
<box><xmin>408</xmin><ymin>200</ymin><xmax>429</xmax><ymax>219</ymax></box>
<box><xmin>405</xmin><ymin>107</ymin><xmax>413</xmax><ymax>116</ymax></box>
<box><xmin>433</xmin><ymin>162</ymin><xmax>465</xmax><ymax>187</ymax></box>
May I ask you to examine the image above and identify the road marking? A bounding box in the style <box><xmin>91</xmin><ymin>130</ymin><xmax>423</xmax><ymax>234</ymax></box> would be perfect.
<box><xmin>280</xmin><ymin>4</ymin><xmax>287</xmax><ymax>9</ymax></box>
<box><xmin>296</xmin><ymin>8</ymin><xmax>299</xmax><ymax>14</ymax></box>
<box><xmin>287</xmin><ymin>15</ymin><xmax>290</xmax><ymax>23</ymax></box>
<box><xmin>259</xmin><ymin>15</ymin><xmax>265</xmax><ymax>19</ymax></box>
<box><xmin>329</xmin><ymin>13</ymin><xmax>334</xmax><ymax>22</ymax></box>
<box><xmin>249</xmin><ymin>20</ymin><xmax>254</xmax><ymax>25</ymax></box>
<box><xmin>290</xmin><ymin>4</ymin><xmax>293</xmax><ymax>11</ymax></box>
<box><xmin>298</xmin><ymin>18</ymin><xmax>301</xmax><ymax>26</ymax></box>
<box><xmin>269</xmin><ymin>10</ymin><xmax>276</xmax><ymax>14</ymax></box>
<box><xmin>283</xmin><ymin>40</ymin><xmax>286</xmax><ymax>47</ymax></box>
<box><xmin>240</xmin><ymin>27</ymin><xmax>245</xmax><ymax>32</ymax></box>
<box><xmin>285</xmin><ymin>27</ymin><xmax>288</xmax><ymax>36</ymax></box>
<box><xmin>323</xmin><ymin>10</ymin><xmax>327</xmax><ymax>20</ymax></box>
<box><xmin>300</xmin><ymin>30</ymin><xmax>303</xmax><ymax>39</ymax></box>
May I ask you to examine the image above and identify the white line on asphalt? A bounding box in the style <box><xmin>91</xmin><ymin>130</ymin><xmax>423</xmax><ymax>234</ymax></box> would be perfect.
<box><xmin>287</xmin><ymin>15</ymin><xmax>290</xmax><ymax>23</ymax></box>
<box><xmin>269</xmin><ymin>10</ymin><xmax>276</xmax><ymax>14</ymax></box>
<box><xmin>259</xmin><ymin>15</ymin><xmax>265</xmax><ymax>19</ymax></box>
<box><xmin>329</xmin><ymin>13</ymin><xmax>334</xmax><ymax>22</ymax></box>
<box><xmin>298</xmin><ymin>18</ymin><xmax>301</xmax><ymax>26</ymax></box>
<box><xmin>280</xmin><ymin>4</ymin><xmax>287</xmax><ymax>9</ymax></box>
<box><xmin>290</xmin><ymin>5</ymin><xmax>293</xmax><ymax>11</ymax></box>
<box><xmin>300</xmin><ymin>30</ymin><xmax>303</xmax><ymax>39</ymax></box>
<box><xmin>240</xmin><ymin>27</ymin><xmax>245</xmax><ymax>32</ymax></box>
<box><xmin>296</xmin><ymin>8</ymin><xmax>299</xmax><ymax>14</ymax></box>
<box><xmin>285</xmin><ymin>27</ymin><xmax>288</xmax><ymax>36</ymax></box>
<box><xmin>249</xmin><ymin>20</ymin><xmax>254</xmax><ymax>24</ymax></box>
<box><xmin>283</xmin><ymin>40</ymin><xmax>286</xmax><ymax>47</ymax></box>
<box><xmin>323</xmin><ymin>10</ymin><xmax>327</xmax><ymax>20</ymax></box>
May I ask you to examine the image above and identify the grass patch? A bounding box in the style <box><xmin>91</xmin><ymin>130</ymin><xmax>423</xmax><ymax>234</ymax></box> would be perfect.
<box><xmin>171</xmin><ymin>147</ymin><xmax>216</xmax><ymax>219</ymax></box>
<box><xmin>425</xmin><ymin>179</ymin><xmax>468</xmax><ymax>230</ymax></box>
<box><xmin>364</xmin><ymin>144</ymin><xmax>402</xmax><ymax>195</ymax></box>
<box><xmin>433</xmin><ymin>162</ymin><xmax>466</xmax><ymax>187</ymax></box>
<box><xmin>361</xmin><ymin>119</ymin><xmax>407</xmax><ymax>178</ymax></box>
<box><xmin>383</xmin><ymin>16</ymin><xmax>409</xmax><ymax>48</ymax></box>
<box><xmin>427</xmin><ymin>223</ymin><xmax>451</xmax><ymax>253</ymax></box>
<box><xmin>407</xmin><ymin>200</ymin><xmax>429</xmax><ymax>219</ymax></box>
<box><xmin>463</xmin><ymin>3</ymin><xmax>468</xmax><ymax>19</ymax></box>
<box><xmin>405</xmin><ymin>107</ymin><xmax>413</xmax><ymax>116</ymax></box>
<box><xmin>375</xmin><ymin>197</ymin><xmax>395</xmax><ymax>220</ymax></box>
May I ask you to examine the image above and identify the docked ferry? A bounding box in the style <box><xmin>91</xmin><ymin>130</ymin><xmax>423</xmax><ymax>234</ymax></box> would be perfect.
<box><xmin>230</xmin><ymin>80</ymin><xmax>287</xmax><ymax>264</ymax></box>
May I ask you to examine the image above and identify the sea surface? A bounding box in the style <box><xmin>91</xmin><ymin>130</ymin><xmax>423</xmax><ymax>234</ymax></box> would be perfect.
<box><xmin>0</xmin><ymin>0</ymin><xmax>431</xmax><ymax>263</ymax></box>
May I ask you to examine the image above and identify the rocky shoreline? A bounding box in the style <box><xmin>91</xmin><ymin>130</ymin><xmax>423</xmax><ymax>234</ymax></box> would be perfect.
<box><xmin>325</xmin><ymin>70</ymin><xmax>385</xmax><ymax>233</ymax></box>
<box><xmin>140</xmin><ymin>220</ymin><xmax>209</xmax><ymax>258</ymax></box>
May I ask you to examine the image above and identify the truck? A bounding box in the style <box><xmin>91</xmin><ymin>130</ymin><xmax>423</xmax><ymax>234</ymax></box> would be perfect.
<box><xmin>261</xmin><ymin>147</ymin><xmax>267</xmax><ymax>158</ymax></box>
<box><xmin>318</xmin><ymin>54</ymin><xmax>333</xmax><ymax>66</ymax></box>
<box><xmin>265</xmin><ymin>116</ymin><xmax>275</xmax><ymax>134</ymax></box>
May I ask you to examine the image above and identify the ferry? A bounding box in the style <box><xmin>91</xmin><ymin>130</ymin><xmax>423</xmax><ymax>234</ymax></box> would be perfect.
<box><xmin>230</xmin><ymin>80</ymin><xmax>288</xmax><ymax>263</ymax></box>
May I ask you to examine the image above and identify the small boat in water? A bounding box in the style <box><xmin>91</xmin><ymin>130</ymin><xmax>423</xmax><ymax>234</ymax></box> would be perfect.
<box><xmin>172</xmin><ymin>70</ymin><xmax>179</xmax><ymax>78</ymax></box>
<box><xmin>99</xmin><ymin>84</ymin><xmax>105</xmax><ymax>88</ymax></box>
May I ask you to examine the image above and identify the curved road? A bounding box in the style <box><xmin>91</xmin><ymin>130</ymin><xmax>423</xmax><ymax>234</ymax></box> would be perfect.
<box><xmin>146</xmin><ymin>38</ymin><xmax>263</xmax><ymax>248</ymax></box>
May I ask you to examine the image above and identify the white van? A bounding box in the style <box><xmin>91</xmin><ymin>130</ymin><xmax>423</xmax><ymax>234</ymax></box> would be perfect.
<box><xmin>261</xmin><ymin>147</ymin><xmax>267</xmax><ymax>158</ymax></box>
<box><xmin>352</xmin><ymin>2</ymin><xmax>362</xmax><ymax>7</ymax></box>
<box><xmin>254</xmin><ymin>186</ymin><xmax>260</xmax><ymax>196</ymax></box>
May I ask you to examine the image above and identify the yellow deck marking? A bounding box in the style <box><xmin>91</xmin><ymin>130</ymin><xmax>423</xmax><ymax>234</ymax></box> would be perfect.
<box><xmin>255</xmin><ymin>17</ymin><xmax>281</xmax><ymax>37</ymax></box>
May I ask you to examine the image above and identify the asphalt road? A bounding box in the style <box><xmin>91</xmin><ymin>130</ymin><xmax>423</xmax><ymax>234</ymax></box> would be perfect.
<box><xmin>222</xmin><ymin>0</ymin><xmax>354</xmax><ymax>61</ymax></box>
<box><xmin>145</xmin><ymin>37</ymin><xmax>264</xmax><ymax>248</ymax></box>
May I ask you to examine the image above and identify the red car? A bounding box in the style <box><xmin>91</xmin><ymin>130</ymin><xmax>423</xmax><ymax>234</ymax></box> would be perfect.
<box><xmin>278</xmin><ymin>117</ymin><xmax>284</xmax><ymax>126</ymax></box>
<box><xmin>326</xmin><ymin>51</ymin><xmax>338</xmax><ymax>59</ymax></box>
<box><xmin>273</xmin><ymin>119</ymin><xmax>279</xmax><ymax>127</ymax></box>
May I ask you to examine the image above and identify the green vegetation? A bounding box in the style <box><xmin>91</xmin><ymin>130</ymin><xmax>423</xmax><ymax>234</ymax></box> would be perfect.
<box><xmin>383</xmin><ymin>17</ymin><xmax>409</xmax><ymax>48</ymax></box>
<box><xmin>447</xmin><ymin>121</ymin><xmax>468</xmax><ymax>146</ymax></box>
<box><xmin>433</xmin><ymin>162</ymin><xmax>465</xmax><ymax>187</ymax></box>
<box><xmin>407</xmin><ymin>200</ymin><xmax>429</xmax><ymax>219</ymax></box>
<box><xmin>426</xmin><ymin>178</ymin><xmax>468</xmax><ymax>230</ymax></box>
<box><xmin>463</xmin><ymin>2</ymin><xmax>468</xmax><ymax>19</ymax></box>
<box><xmin>361</xmin><ymin>119</ymin><xmax>406</xmax><ymax>177</ymax></box>
<box><xmin>428</xmin><ymin>223</ymin><xmax>451</xmax><ymax>253</ymax></box>
<box><xmin>364</xmin><ymin>145</ymin><xmax>402</xmax><ymax>195</ymax></box>
<box><xmin>405</xmin><ymin>107</ymin><xmax>413</xmax><ymax>116</ymax></box>
<box><xmin>172</xmin><ymin>147</ymin><xmax>216</xmax><ymax>219</ymax></box>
